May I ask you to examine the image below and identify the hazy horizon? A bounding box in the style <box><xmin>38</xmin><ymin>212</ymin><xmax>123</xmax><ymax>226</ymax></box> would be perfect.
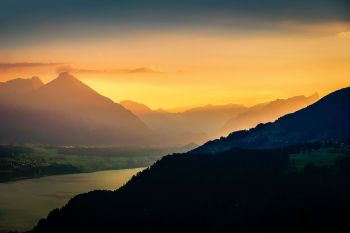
<box><xmin>1</xmin><ymin>73</ymin><xmax>324</xmax><ymax>111</ymax></box>
<box><xmin>1</xmin><ymin>0</ymin><xmax>349</xmax><ymax>109</ymax></box>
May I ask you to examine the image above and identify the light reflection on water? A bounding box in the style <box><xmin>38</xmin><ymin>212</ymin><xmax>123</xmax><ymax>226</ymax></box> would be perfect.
<box><xmin>0</xmin><ymin>168</ymin><xmax>144</xmax><ymax>233</ymax></box>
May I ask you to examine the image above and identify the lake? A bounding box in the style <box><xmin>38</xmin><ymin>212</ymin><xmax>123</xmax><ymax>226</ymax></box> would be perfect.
<box><xmin>0</xmin><ymin>168</ymin><xmax>144</xmax><ymax>233</ymax></box>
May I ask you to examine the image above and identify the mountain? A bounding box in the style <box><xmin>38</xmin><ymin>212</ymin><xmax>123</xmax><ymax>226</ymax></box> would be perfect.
<box><xmin>27</xmin><ymin>86</ymin><xmax>350</xmax><ymax>233</ymax></box>
<box><xmin>0</xmin><ymin>73</ymin><xmax>153</xmax><ymax>145</ymax></box>
<box><xmin>121</xmin><ymin>101</ymin><xmax>248</xmax><ymax>145</ymax></box>
<box><xmin>219</xmin><ymin>93</ymin><xmax>319</xmax><ymax>136</ymax></box>
<box><xmin>193</xmin><ymin>87</ymin><xmax>350</xmax><ymax>154</ymax></box>
<box><xmin>120</xmin><ymin>100</ymin><xmax>154</xmax><ymax>115</ymax></box>
<box><xmin>121</xmin><ymin>95</ymin><xmax>317</xmax><ymax>145</ymax></box>
<box><xmin>0</xmin><ymin>76</ymin><xmax>43</xmax><ymax>94</ymax></box>
<box><xmin>173</xmin><ymin>103</ymin><xmax>248</xmax><ymax>135</ymax></box>
<box><xmin>120</xmin><ymin>100</ymin><xmax>195</xmax><ymax>146</ymax></box>
<box><xmin>120</xmin><ymin>100</ymin><xmax>178</xmax><ymax>133</ymax></box>
<box><xmin>0</xmin><ymin>76</ymin><xmax>43</xmax><ymax>103</ymax></box>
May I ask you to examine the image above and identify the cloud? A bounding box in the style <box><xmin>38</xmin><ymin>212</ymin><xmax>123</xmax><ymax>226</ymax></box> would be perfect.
<box><xmin>56</xmin><ymin>65</ymin><xmax>165</xmax><ymax>75</ymax></box>
<box><xmin>0</xmin><ymin>62</ymin><xmax>66</xmax><ymax>70</ymax></box>
<box><xmin>0</xmin><ymin>63</ymin><xmax>164</xmax><ymax>76</ymax></box>
<box><xmin>338</xmin><ymin>31</ymin><xmax>350</xmax><ymax>38</ymax></box>
<box><xmin>1</xmin><ymin>0</ymin><xmax>350</xmax><ymax>45</ymax></box>
<box><xmin>127</xmin><ymin>67</ymin><xmax>164</xmax><ymax>74</ymax></box>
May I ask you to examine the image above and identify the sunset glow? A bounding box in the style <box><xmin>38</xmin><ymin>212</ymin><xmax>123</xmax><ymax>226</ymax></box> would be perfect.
<box><xmin>1</xmin><ymin>1</ymin><xmax>349</xmax><ymax>109</ymax></box>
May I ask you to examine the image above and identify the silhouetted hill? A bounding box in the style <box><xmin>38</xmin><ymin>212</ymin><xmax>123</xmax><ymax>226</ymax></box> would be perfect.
<box><xmin>0</xmin><ymin>76</ymin><xmax>43</xmax><ymax>93</ymax></box>
<box><xmin>120</xmin><ymin>100</ymin><xmax>210</xmax><ymax>145</ymax></box>
<box><xmin>121</xmin><ymin>95</ymin><xmax>318</xmax><ymax>145</ymax></box>
<box><xmin>0</xmin><ymin>76</ymin><xmax>43</xmax><ymax>103</ymax></box>
<box><xmin>193</xmin><ymin>87</ymin><xmax>350</xmax><ymax>154</ymax></box>
<box><xmin>172</xmin><ymin>104</ymin><xmax>248</xmax><ymax>136</ymax></box>
<box><xmin>120</xmin><ymin>100</ymin><xmax>178</xmax><ymax>133</ymax></box>
<box><xmin>29</xmin><ymin>142</ymin><xmax>350</xmax><ymax>233</ymax></box>
<box><xmin>120</xmin><ymin>100</ymin><xmax>154</xmax><ymax>115</ymax></box>
<box><xmin>219</xmin><ymin>93</ymin><xmax>318</xmax><ymax>136</ymax></box>
<box><xmin>0</xmin><ymin>73</ymin><xmax>153</xmax><ymax>146</ymax></box>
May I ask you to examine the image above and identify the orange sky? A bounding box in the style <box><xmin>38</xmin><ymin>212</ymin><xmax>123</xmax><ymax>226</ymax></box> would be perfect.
<box><xmin>1</xmin><ymin>23</ymin><xmax>350</xmax><ymax>109</ymax></box>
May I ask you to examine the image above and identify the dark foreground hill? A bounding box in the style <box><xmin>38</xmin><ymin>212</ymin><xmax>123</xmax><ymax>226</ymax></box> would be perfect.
<box><xmin>28</xmin><ymin>141</ymin><xmax>350</xmax><ymax>233</ymax></box>
<box><xmin>193</xmin><ymin>86</ymin><xmax>350</xmax><ymax>154</ymax></box>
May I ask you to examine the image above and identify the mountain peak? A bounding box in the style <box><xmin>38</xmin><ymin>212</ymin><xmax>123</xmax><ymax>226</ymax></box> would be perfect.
<box><xmin>120</xmin><ymin>100</ymin><xmax>153</xmax><ymax>115</ymax></box>
<box><xmin>193</xmin><ymin>86</ymin><xmax>350</xmax><ymax>154</ymax></box>
<box><xmin>30</xmin><ymin>76</ymin><xmax>44</xmax><ymax>87</ymax></box>
<box><xmin>309</xmin><ymin>92</ymin><xmax>319</xmax><ymax>100</ymax></box>
<box><xmin>55</xmin><ymin>72</ymin><xmax>79</xmax><ymax>82</ymax></box>
<box><xmin>0</xmin><ymin>76</ymin><xmax>44</xmax><ymax>94</ymax></box>
<box><xmin>43</xmin><ymin>72</ymin><xmax>91</xmax><ymax>92</ymax></box>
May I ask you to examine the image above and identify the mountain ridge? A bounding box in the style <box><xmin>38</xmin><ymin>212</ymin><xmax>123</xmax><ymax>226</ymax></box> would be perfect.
<box><xmin>219</xmin><ymin>93</ymin><xmax>319</xmax><ymax>136</ymax></box>
<box><xmin>0</xmin><ymin>73</ymin><xmax>153</xmax><ymax>146</ymax></box>
<box><xmin>192</xmin><ymin>86</ymin><xmax>350</xmax><ymax>154</ymax></box>
<box><xmin>0</xmin><ymin>76</ymin><xmax>44</xmax><ymax>103</ymax></box>
<box><xmin>121</xmin><ymin>94</ymin><xmax>319</xmax><ymax>145</ymax></box>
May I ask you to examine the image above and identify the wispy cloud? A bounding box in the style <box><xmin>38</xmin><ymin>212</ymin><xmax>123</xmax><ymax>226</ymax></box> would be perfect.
<box><xmin>0</xmin><ymin>62</ymin><xmax>66</xmax><ymax>70</ymax></box>
<box><xmin>0</xmin><ymin>62</ymin><xmax>165</xmax><ymax>75</ymax></box>
<box><xmin>126</xmin><ymin>67</ymin><xmax>164</xmax><ymax>74</ymax></box>
<box><xmin>56</xmin><ymin>65</ymin><xmax>165</xmax><ymax>75</ymax></box>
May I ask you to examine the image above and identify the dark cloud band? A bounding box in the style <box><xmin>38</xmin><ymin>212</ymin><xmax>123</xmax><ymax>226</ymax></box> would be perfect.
<box><xmin>0</xmin><ymin>0</ymin><xmax>349</xmax><ymax>44</ymax></box>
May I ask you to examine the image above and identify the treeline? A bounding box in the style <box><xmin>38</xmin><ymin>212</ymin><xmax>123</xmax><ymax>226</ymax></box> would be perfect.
<box><xmin>30</xmin><ymin>143</ymin><xmax>350</xmax><ymax>233</ymax></box>
<box><xmin>0</xmin><ymin>145</ymin><xmax>33</xmax><ymax>157</ymax></box>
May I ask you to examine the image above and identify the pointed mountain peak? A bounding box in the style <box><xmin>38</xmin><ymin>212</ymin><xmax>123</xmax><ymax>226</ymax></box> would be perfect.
<box><xmin>36</xmin><ymin>72</ymin><xmax>106</xmax><ymax>103</ymax></box>
<box><xmin>30</xmin><ymin>76</ymin><xmax>44</xmax><ymax>87</ymax></box>
<box><xmin>31</xmin><ymin>75</ymin><xmax>42</xmax><ymax>82</ymax></box>
<box><xmin>56</xmin><ymin>72</ymin><xmax>77</xmax><ymax>80</ymax></box>
<box><xmin>45</xmin><ymin>72</ymin><xmax>90</xmax><ymax>91</ymax></box>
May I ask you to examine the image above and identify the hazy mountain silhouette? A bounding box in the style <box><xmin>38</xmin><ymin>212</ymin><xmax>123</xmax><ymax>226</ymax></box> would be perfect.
<box><xmin>219</xmin><ymin>93</ymin><xmax>319</xmax><ymax>136</ymax></box>
<box><xmin>193</xmin><ymin>87</ymin><xmax>350</xmax><ymax>154</ymax></box>
<box><xmin>0</xmin><ymin>76</ymin><xmax>43</xmax><ymax>103</ymax></box>
<box><xmin>121</xmin><ymin>96</ymin><xmax>317</xmax><ymax>145</ymax></box>
<box><xmin>120</xmin><ymin>100</ymin><xmax>208</xmax><ymax>145</ymax></box>
<box><xmin>173</xmin><ymin>104</ymin><xmax>248</xmax><ymax>135</ymax></box>
<box><xmin>120</xmin><ymin>100</ymin><xmax>155</xmax><ymax>115</ymax></box>
<box><xmin>0</xmin><ymin>73</ymin><xmax>153</xmax><ymax>145</ymax></box>
<box><xmin>120</xmin><ymin>100</ymin><xmax>177</xmax><ymax>131</ymax></box>
<box><xmin>120</xmin><ymin>100</ymin><xmax>250</xmax><ymax>145</ymax></box>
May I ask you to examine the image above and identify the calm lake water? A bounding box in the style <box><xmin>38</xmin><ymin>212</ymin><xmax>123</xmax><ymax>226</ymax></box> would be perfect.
<box><xmin>0</xmin><ymin>168</ymin><xmax>144</xmax><ymax>233</ymax></box>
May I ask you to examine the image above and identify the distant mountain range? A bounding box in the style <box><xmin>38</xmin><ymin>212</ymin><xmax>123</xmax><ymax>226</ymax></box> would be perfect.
<box><xmin>0</xmin><ymin>72</ymin><xmax>152</xmax><ymax>145</ymax></box>
<box><xmin>193</xmin><ymin>86</ymin><xmax>350</xmax><ymax>154</ymax></box>
<box><xmin>121</xmin><ymin>94</ymin><xmax>318</xmax><ymax>144</ymax></box>
<box><xmin>0</xmin><ymin>72</ymin><xmax>319</xmax><ymax>146</ymax></box>
<box><xmin>120</xmin><ymin>100</ymin><xmax>241</xmax><ymax>145</ymax></box>
<box><xmin>219</xmin><ymin>93</ymin><xmax>319</xmax><ymax>136</ymax></box>
<box><xmin>0</xmin><ymin>76</ymin><xmax>44</xmax><ymax>101</ymax></box>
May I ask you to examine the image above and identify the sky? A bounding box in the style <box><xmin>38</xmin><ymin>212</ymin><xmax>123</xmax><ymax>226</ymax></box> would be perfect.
<box><xmin>1</xmin><ymin>0</ymin><xmax>350</xmax><ymax>109</ymax></box>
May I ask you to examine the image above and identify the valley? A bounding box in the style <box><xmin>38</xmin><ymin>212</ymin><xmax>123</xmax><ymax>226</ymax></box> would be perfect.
<box><xmin>0</xmin><ymin>145</ymin><xmax>194</xmax><ymax>183</ymax></box>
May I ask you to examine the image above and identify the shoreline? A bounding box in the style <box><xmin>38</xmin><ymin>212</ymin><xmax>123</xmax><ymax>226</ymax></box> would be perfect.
<box><xmin>0</xmin><ymin>166</ymin><xmax>146</xmax><ymax>184</ymax></box>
